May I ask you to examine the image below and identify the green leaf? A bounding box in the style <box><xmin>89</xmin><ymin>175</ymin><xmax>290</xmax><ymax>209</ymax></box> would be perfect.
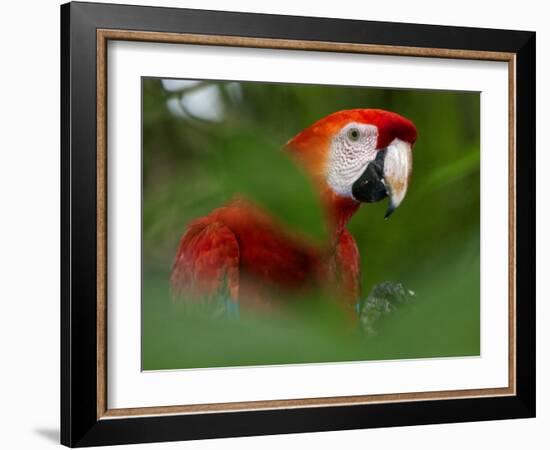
<box><xmin>416</xmin><ymin>147</ymin><xmax>480</xmax><ymax>196</ymax></box>
<box><xmin>208</xmin><ymin>130</ymin><xmax>327</xmax><ymax>241</ymax></box>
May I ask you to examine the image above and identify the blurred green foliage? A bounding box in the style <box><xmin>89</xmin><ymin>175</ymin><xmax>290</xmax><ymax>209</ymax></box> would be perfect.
<box><xmin>142</xmin><ymin>78</ymin><xmax>480</xmax><ymax>370</ymax></box>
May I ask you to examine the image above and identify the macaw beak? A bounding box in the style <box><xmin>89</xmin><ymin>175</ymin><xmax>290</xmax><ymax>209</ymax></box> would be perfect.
<box><xmin>351</xmin><ymin>139</ymin><xmax>413</xmax><ymax>218</ymax></box>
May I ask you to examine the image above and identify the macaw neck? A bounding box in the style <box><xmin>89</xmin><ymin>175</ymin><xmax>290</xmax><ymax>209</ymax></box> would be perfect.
<box><xmin>322</xmin><ymin>190</ymin><xmax>360</xmax><ymax>244</ymax></box>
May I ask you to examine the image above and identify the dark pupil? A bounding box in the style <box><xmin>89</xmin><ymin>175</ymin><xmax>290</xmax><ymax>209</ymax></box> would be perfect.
<box><xmin>351</xmin><ymin>130</ymin><xmax>358</xmax><ymax>139</ymax></box>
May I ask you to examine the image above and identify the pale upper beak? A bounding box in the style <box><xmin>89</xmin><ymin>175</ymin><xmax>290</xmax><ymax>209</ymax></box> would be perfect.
<box><xmin>351</xmin><ymin>138</ymin><xmax>413</xmax><ymax>218</ymax></box>
<box><xmin>382</xmin><ymin>138</ymin><xmax>413</xmax><ymax>218</ymax></box>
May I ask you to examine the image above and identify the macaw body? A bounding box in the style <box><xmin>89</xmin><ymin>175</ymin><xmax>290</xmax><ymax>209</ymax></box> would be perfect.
<box><xmin>170</xmin><ymin>109</ymin><xmax>417</xmax><ymax>319</ymax></box>
<box><xmin>170</xmin><ymin>197</ymin><xmax>360</xmax><ymax>316</ymax></box>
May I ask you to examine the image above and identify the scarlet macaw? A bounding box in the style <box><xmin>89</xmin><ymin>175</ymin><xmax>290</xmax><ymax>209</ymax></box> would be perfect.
<box><xmin>170</xmin><ymin>109</ymin><xmax>417</xmax><ymax>320</ymax></box>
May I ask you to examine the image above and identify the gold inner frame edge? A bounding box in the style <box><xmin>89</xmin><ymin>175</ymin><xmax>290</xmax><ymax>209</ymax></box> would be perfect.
<box><xmin>96</xmin><ymin>29</ymin><xmax>517</xmax><ymax>420</ymax></box>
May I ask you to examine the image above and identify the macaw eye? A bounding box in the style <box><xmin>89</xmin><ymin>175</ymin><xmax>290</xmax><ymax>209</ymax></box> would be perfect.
<box><xmin>347</xmin><ymin>127</ymin><xmax>360</xmax><ymax>142</ymax></box>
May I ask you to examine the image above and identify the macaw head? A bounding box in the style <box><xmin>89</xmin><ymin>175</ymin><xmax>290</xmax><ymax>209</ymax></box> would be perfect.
<box><xmin>286</xmin><ymin>109</ymin><xmax>417</xmax><ymax>220</ymax></box>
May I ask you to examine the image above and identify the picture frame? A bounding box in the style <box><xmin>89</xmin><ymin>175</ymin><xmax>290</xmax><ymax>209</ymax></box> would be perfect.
<box><xmin>60</xmin><ymin>1</ymin><xmax>535</xmax><ymax>447</ymax></box>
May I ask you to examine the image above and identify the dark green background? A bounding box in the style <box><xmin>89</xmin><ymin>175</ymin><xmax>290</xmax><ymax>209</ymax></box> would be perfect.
<box><xmin>142</xmin><ymin>78</ymin><xmax>480</xmax><ymax>370</ymax></box>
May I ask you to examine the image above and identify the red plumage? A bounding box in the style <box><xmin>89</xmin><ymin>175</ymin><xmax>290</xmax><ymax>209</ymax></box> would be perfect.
<box><xmin>170</xmin><ymin>109</ymin><xmax>417</xmax><ymax>318</ymax></box>
<box><xmin>170</xmin><ymin>198</ymin><xmax>360</xmax><ymax>315</ymax></box>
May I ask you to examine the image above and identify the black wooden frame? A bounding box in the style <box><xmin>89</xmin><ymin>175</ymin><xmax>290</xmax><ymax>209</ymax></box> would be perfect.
<box><xmin>61</xmin><ymin>1</ymin><xmax>535</xmax><ymax>447</ymax></box>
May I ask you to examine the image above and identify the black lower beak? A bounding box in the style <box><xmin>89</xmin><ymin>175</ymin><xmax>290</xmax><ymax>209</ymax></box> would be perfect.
<box><xmin>351</xmin><ymin>149</ymin><xmax>387</xmax><ymax>204</ymax></box>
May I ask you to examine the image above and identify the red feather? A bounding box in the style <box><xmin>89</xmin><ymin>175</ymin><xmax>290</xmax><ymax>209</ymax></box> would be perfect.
<box><xmin>171</xmin><ymin>199</ymin><xmax>325</xmax><ymax>310</ymax></box>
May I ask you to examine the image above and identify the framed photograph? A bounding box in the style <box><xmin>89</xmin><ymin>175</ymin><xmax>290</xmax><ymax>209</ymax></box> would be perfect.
<box><xmin>61</xmin><ymin>1</ymin><xmax>535</xmax><ymax>447</ymax></box>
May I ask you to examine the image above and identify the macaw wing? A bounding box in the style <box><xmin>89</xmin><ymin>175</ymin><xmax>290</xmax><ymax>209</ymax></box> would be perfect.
<box><xmin>170</xmin><ymin>219</ymin><xmax>240</xmax><ymax>308</ymax></box>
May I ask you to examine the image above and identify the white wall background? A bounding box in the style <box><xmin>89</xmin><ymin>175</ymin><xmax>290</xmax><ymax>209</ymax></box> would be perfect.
<box><xmin>0</xmin><ymin>0</ymin><xmax>546</xmax><ymax>448</ymax></box>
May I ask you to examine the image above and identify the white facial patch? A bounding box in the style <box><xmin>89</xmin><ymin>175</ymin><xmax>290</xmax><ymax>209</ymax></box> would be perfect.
<box><xmin>326</xmin><ymin>123</ymin><xmax>378</xmax><ymax>197</ymax></box>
